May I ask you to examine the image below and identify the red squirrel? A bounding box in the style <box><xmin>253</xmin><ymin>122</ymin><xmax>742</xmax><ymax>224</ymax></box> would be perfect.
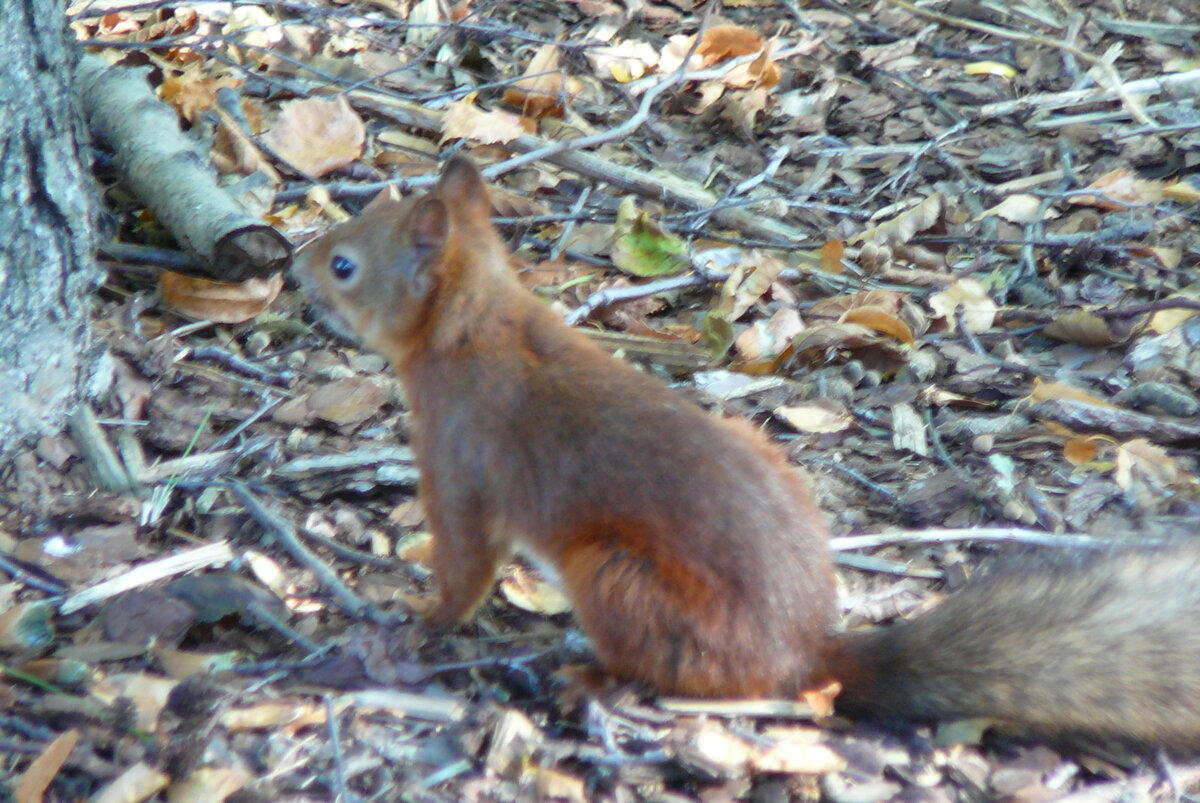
<box><xmin>294</xmin><ymin>155</ymin><xmax>1200</xmax><ymax>749</ymax></box>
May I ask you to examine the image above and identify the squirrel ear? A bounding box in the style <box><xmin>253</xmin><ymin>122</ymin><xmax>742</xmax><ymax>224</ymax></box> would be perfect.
<box><xmin>436</xmin><ymin>154</ymin><xmax>491</xmax><ymax>220</ymax></box>
<box><xmin>410</xmin><ymin>197</ymin><xmax>449</xmax><ymax>254</ymax></box>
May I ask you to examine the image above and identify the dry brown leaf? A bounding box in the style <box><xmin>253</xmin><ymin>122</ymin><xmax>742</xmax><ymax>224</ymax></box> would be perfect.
<box><xmin>306</xmin><ymin>377</ymin><xmax>387</xmax><ymax>428</ymax></box>
<box><xmin>1071</xmin><ymin>167</ymin><xmax>1165</xmax><ymax>210</ymax></box>
<box><xmin>840</xmin><ymin>306</ymin><xmax>915</xmax><ymax>344</ymax></box>
<box><xmin>167</xmin><ymin>766</ymin><xmax>253</xmax><ymax>803</ymax></box>
<box><xmin>733</xmin><ymin>306</ymin><xmax>803</xmax><ymax>362</ymax></box>
<box><xmin>501</xmin><ymin>44</ymin><xmax>583</xmax><ymax>119</ymax></box>
<box><xmin>586</xmin><ymin>38</ymin><xmax>659</xmax><ymax>82</ymax></box>
<box><xmin>91</xmin><ymin>763</ymin><xmax>170</xmax><ymax>803</ymax></box>
<box><xmin>850</xmin><ymin>194</ymin><xmax>945</xmax><ymax>249</ymax></box>
<box><xmin>981</xmin><ymin>193</ymin><xmax>1052</xmax><ymax>224</ymax></box>
<box><xmin>1063</xmin><ymin>436</ymin><xmax>1103</xmax><ymax>465</ymax></box>
<box><xmin>1029</xmin><ymin>378</ymin><xmax>1115</xmax><ymax>408</ymax></box>
<box><xmin>1163</xmin><ymin>178</ymin><xmax>1200</xmax><ymax>204</ymax></box>
<box><xmin>442</xmin><ymin>96</ymin><xmax>528</xmax><ymax>144</ymax></box>
<box><xmin>500</xmin><ymin>565</ymin><xmax>572</xmax><ymax>615</ymax></box>
<box><xmin>220</xmin><ymin>700</ymin><xmax>326</xmax><ymax>731</ymax></box>
<box><xmin>693</xmin><ymin>723</ymin><xmax>754</xmax><ymax>770</ymax></box>
<box><xmin>14</xmin><ymin>729</ymin><xmax>78</xmax><ymax>803</ymax></box>
<box><xmin>529</xmin><ymin>766</ymin><xmax>587</xmax><ymax>803</ymax></box>
<box><xmin>773</xmin><ymin>404</ymin><xmax>854</xmax><ymax>433</ymax></box>
<box><xmin>92</xmin><ymin>674</ymin><xmax>177</xmax><ymax>732</ymax></box>
<box><xmin>1115</xmin><ymin>438</ymin><xmax>1180</xmax><ymax>490</ymax></box>
<box><xmin>751</xmin><ymin>735</ymin><xmax>845</xmax><ymax>774</ymax></box>
<box><xmin>159</xmin><ymin>65</ymin><xmax>240</xmax><ymax>123</ymax></box>
<box><xmin>819</xmin><ymin>239</ymin><xmax>844</xmax><ymax>274</ymax></box>
<box><xmin>262</xmin><ymin>96</ymin><xmax>365</xmax><ymax>177</ymax></box>
<box><xmin>727</xmin><ymin>250</ymin><xmax>785</xmax><ymax>319</ymax></box>
<box><xmin>927</xmin><ymin>279</ymin><xmax>997</xmax><ymax>333</ymax></box>
<box><xmin>696</xmin><ymin>24</ymin><xmax>766</xmax><ymax>65</ymax></box>
<box><xmin>723</xmin><ymin>87</ymin><xmax>770</xmax><ymax>131</ymax></box>
<box><xmin>155</xmin><ymin>647</ymin><xmax>238</xmax><ymax>679</ymax></box>
<box><xmin>804</xmin><ymin>679</ymin><xmax>841</xmax><ymax>717</ymax></box>
<box><xmin>810</xmin><ymin>288</ymin><xmax>908</xmax><ymax>319</ymax></box>
<box><xmin>160</xmin><ymin>271</ymin><xmax>283</xmax><ymax>324</ymax></box>
<box><xmin>1042</xmin><ymin>309</ymin><xmax>1129</xmax><ymax>347</ymax></box>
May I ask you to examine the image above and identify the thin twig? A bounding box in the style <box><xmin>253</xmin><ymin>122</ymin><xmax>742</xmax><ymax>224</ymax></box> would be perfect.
<box><xmin>232</xmin><ymin>482</ymin><xmax>400</xmax><ymax>626</ymax></box>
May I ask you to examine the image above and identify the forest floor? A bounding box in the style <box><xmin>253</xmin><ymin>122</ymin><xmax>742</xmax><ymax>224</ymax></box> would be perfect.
<box><xmin>4</xmin><ymin>0</ymin><xmax>1200</xmax><ymax>800</ymax></box>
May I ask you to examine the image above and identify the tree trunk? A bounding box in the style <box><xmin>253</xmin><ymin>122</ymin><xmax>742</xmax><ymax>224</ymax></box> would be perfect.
<box><xmin>0</xmin><ymin>0</ymin><xmax>102</xmax><ymax>461</ymax></box>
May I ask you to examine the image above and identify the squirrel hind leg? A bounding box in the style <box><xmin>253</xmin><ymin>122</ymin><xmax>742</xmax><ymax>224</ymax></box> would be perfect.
<box><xmin>557</xmin><ymin>538</ymin><xmax>821</xmax><ymax>698</ymax></box>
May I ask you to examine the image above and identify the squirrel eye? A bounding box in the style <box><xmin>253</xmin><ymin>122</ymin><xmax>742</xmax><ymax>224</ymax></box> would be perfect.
<box><xmin>331</xmin><ymin>255</ymin><xmax>357</xmax><ymax>282</ymax></box>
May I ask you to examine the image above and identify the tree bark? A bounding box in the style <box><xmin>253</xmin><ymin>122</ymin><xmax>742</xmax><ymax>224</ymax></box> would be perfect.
<box><xmin>0</xmin><ymin>0</ymin><xmax>103</xmax><ymax>460</ymax></box>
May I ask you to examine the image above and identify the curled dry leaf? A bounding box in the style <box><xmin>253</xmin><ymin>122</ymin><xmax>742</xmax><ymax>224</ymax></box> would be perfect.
<box><xmin>850</xmin><ymin>194</ymin><xmax>948</xmax><ymax>270</ymax></box>
<box><xmin>927</xmin><ymin>279</ymin><xmax>997</xmax><ymax>333</ymax></box>
<box><xmin>840</xmin><ymin>306</ymin><xmax>915</xmax><ymax>344</ymax></box>
<box><xmin>502</xmin><ymin>44</ymin><xmax>583</xmax><ymax>119</ymax></box>
<box><xmin>441</xmin><ymin>96</ymin><xmax>529</xmax><ymax>144</ymax></box>
<box><xmin>158</xmin><ymin>64</ymin><xmax>240</xmax><ymax>123</ymax></box>
<box><xmin>734</xmin><ymin>306</ymin><xmax>803</xmax><ymax>362</ymax></box>
<box><xmin>262</xmin><ymin>96</ymin><xmax>365</xmax><ymax>178</ymax></box>
<box><xmin>500</xmin><ymin>565</ymin><xmax>573</xmax><ymax>615</ymax></box>
<box><xmin>851</xmin><ymin>194</ymin><xmax>946</xmax><ymax>248</ymax></box>
<box><xmin>964</xmin><ymin>60</ymin><xmax>1019</xmax><ymax>79</ymax></box>
<box><xmin>1030</xmin><ymin>378</ymin><xmax>1114</xmax><ymax>408</ymax></box>
<box><xmin>727</xmin><ymin>250</ymin><xmax>785</xmax><ymax>319</ymax></box>
<box><xmin>160</xmin><ymin>271</ymin><xmax>283</xmax><ymax>324</ymax></box>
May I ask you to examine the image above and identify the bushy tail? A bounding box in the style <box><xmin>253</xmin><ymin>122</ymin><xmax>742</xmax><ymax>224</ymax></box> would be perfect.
<box><xmin>828</xmin><ymin>545</ymin><xmax>1200</xmax><ymax>748</ymax></box>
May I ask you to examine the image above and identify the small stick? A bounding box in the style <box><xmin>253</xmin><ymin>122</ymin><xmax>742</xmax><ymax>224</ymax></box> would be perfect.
<box><xmin>232</xmin><ymin>482</ymin><xmax>400</xmax><ymax>626</ymax></box>
<box><xmin>59</xmin><ymin>541</ymin><xmax>235</xmax><ymax>615</ymax></box>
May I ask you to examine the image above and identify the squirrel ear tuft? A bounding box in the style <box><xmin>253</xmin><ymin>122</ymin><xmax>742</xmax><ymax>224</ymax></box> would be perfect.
<box><xmin>436</xmin><ymin>154</ymin><xmax>491</xmax><ymax>220</ymax></box>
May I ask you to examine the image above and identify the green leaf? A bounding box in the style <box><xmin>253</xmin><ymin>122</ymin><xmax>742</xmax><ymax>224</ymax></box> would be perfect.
<box><xmin>610</xmin><ymin>196</ymin><xmax>690</xmax><ymax>277</ymax></box>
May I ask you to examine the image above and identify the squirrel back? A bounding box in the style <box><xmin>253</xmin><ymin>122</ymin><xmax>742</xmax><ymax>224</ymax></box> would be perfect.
<box><xmin>294</xmin><ymin>155</ymin><xmax>1200</xmax><ymax>751</ymax></box>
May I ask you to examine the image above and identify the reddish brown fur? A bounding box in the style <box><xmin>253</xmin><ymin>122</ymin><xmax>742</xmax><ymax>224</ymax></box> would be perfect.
<box><xmin>294</xmin><ymin>155</ymin><xmax>1200</xmax><ymax>750</ymax></box>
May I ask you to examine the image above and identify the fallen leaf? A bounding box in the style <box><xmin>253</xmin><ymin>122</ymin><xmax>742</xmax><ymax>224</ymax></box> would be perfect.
<box><xmin>502</xmin><ymin>44</ymin><xmax>583</xmax><ymax>119</ymax></box>
<box><xmin>840</xmin><ymin>306</ymin><xmax>915</xmax><ymax>344</ymax></box>
<box><xmin>91</xmin><ymin>763</ymin><xmax>169</xmax><ymax>803</ymax></box>
<box><xmin>500</xmin><ymin>565</ymin><xmax>572</xmax><ymax>615</ymax></box>
<box><xmin>928</xmin><ymin>279</ymin><xmax>997</xmax><ymax>333</ymax></box>
<box><xmin>1042</xmin><ymin>309</ymin><xmax>1130</xmax><ymax>347</ymax></box>
<box><xmin>774</xmin><ymin>404</ymin><xmax>854</xmax><ymax>433</ymax></box>
<box><xmin>1071</xmin><ymin>167</ymin><xmax>1164</xmax><ymax>210</ymax></box>
<box><xmin>1029</xmin><ymin>378</ymin><xmax>1114</xmax><ymax>408</ymax></box>
<box><xmin>160</xmin><ymin>271</ymin><xmax>283</xmax><ymax>323</ymax></box>
<box><xmin>13</xmin><ymin>729</ymin><xmax>78</xmax><ymax>803</ymax></box>
<box><xmin>441</xmin><ymin>96</ymin><xmax>529</xmax><ymax>144</ymax></box>
<box><xmin>610</xmin><ymin>196</ymin><xmax>690</xmax><ymax>277</ymax></box>
<box><xmin>262</xmin><ymin>96</ymin><xmax>365</xmax><ymax>177</ymax></box>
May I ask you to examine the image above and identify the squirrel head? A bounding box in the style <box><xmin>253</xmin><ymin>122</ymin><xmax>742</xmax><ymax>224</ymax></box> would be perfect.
<box><xmin>292</xmin><ymin>155</ymin><xmax>496</xmax><ymax>362</ymax></box>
